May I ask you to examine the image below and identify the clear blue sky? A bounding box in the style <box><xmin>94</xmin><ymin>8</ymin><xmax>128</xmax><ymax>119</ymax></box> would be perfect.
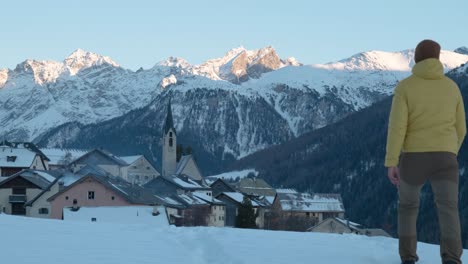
<box><xmin>1</xmin><ymin>0</ymin><xmax>467</xmax><ymax>70</ymax></box>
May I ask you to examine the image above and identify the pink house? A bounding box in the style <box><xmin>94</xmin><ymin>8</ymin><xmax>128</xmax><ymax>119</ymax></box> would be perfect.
<box><xmin>47</xmin><ymin>174</ymin><xmax>160</xmax><ymax>219</ymax></box>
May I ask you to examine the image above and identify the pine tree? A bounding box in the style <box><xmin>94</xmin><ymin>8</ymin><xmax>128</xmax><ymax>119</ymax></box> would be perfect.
<box><xmin>235</xmin><ymin>196</ymin><xmax>257</xmax><ymax>229</ymax></box>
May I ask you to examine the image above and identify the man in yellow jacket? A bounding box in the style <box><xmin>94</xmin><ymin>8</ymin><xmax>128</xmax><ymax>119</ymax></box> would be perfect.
<box><xmin>385</xmin><ymin>39</ymin><xmax>466</xmax><ymax>264</ymax></box>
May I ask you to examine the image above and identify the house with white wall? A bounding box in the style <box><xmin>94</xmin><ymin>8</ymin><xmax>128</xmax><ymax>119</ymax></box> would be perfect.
<box><xmin>119</xmin><ymin>155</ymin><xmax>160</xmax><ymax>185</ymax></box>
<box><xmin>0</xmin><ymin>170</ymin><xmax>57</xmax><ymax>216</ymax></box>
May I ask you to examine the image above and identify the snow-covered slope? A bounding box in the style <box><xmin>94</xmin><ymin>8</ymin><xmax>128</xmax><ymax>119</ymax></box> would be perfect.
<box><xmin>0</xmin><ymin>214</ymin><xmax>465</xmax><ymax>264</ymax></box>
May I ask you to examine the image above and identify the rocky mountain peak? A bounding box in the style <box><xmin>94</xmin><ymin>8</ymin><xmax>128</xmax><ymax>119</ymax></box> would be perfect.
<box><xmin>64</xmin><ymin>49</ymin><xmax>119</xmax><ymax>75</ymax></box>
<box><xmin>155</xmin><ymin>56</ymin><xmax>191</xmax><ymax>69</ymax></box>
<box><xmin>454</xmin><ymin>46</ymin><xmax>468</xmax><ymax>55</ymax></box>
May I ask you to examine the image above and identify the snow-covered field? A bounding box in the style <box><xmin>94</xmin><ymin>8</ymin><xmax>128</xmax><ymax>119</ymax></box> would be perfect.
<box><xmin>1</xmin><ymin>214</ymin><xmax>466</xmax><ymax>264</ymax></box>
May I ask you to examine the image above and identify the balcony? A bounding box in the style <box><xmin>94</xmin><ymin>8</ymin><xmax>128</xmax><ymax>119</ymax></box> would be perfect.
<box><xmin>9</xmin><ymin>195</ymin><xmax>27</xmax><ymax>203</ymax></box>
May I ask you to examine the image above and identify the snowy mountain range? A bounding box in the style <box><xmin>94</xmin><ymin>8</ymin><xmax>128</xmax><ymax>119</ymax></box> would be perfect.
<box><xmin>2</xmin><ymin>46</ymin><xmax>468</xmax><ymax>172</ymax></box>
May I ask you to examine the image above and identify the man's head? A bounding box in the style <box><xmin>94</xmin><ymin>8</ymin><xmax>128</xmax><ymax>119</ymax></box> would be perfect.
<box><xmin>414</xmin><ymin>39</ymin><xmax>441</xmax><ymax>63</ymax></box>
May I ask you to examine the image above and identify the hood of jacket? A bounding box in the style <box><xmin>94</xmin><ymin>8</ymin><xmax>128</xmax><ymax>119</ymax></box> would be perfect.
<box><xmin>412</xmin><ymin>58</ymin><xmax>444</xmax><ymax>80</ymax></box>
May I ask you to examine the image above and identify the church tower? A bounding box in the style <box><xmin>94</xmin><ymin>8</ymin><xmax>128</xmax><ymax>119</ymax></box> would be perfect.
<box><xmin>162</xmin><ymin>100</ymin><xmax>177</xmax><ymax>177</ymax></box>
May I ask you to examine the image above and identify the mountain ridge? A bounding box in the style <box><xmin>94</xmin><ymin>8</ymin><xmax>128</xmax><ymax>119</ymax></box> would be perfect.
<box><xmin>2</xmin><ymin>46</ymin><xmax>468</xmax><ymax>173</ymax></box>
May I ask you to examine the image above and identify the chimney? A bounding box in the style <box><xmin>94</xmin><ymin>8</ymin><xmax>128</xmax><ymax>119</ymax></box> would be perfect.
<box><xmin>58</xmin><ymin>181</ymin><xmax>65</xmax><ymax>191</ymax></box>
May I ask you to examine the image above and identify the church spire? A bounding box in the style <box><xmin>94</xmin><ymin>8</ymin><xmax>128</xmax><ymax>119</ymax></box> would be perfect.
<box><xmin>163</xmin><ymin>99</ymin><xmax>176</xmax><ymax>135</ymax></box>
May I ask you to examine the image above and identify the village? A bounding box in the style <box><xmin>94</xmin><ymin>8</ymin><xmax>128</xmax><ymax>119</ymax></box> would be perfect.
<box><xmin>0</xmin><ymin>102</ymin><xmax>389</xmax><ymax>237</ymax></box>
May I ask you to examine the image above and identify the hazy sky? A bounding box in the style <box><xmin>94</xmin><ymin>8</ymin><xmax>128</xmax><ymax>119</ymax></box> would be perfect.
<box><xmin>1</xmin><ymin>0</ymin><xmax>467</xmax><ymax>70</ymax></box>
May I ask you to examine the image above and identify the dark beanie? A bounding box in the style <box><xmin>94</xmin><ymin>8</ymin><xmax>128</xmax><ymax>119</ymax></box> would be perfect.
<box><xmin>414</xmin><ymin>39</ymin><xmax>441</xmax><ymax>63</ymax></box>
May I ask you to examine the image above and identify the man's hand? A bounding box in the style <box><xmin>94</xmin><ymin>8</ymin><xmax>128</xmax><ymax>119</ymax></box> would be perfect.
<box><xmin>387</xmin><ymin>166</ymin><xmax>400</xmax><ymax>187</ymax></box>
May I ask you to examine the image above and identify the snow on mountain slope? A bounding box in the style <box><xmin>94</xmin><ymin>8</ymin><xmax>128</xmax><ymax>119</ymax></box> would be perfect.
<box><xmin>315</xmin><ymin>49</ymin><xmax>468</xmax><ymax>71</ymax></box>
<box><xmin>0</xmin><ymin>68</ymin><xmax>8</xmax><ymax>87</ymax></box>
<box><xmin>64</xmin><ymin>48</ymin><xmax>119</xmax><ymax>75</ymax></box>
<box><xmin>0</xmin><ymin>214</ymin><xmax>465</xmax><ymax>264</ymax></box>
<box><xmin>2</xmin><ymin>46</ymin><xmax>468</xmax><ymax>162</ymax></box>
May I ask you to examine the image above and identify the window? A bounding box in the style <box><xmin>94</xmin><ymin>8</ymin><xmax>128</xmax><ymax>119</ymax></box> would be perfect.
<box><xmin>306</xmin><ymin>212</ymin><xmax>310</xmax><ymax>217</ymax></box>
<box><xmin>145</xmin><ymin>176</ymin><xmax>149</xmax><ymax>180</ymax></box>
<box><xmin>169</xmin><ymin>138</ymin><xmax>173</xmax><ymax>147</ymax></box>
<box><xmin>91</xmin><ymin>218</ymin><xmax>97</xmax><ymax>222</ymax></box>
<box><xmin>6</xmin><ymin>156</ymin><xmax>17</xmax><ymax>162</ymax></box>
<box><xmin>88</xmin><ymin>191</ymin><xmax>95</xmax><ymax>200</ymax></box>
<box><xmin>65</xmin><ymin>196</ymin><xmax>69</xmax><ymax>200</ymax></box>
<box><xmin>73</xmin><ymin>199</ymin><xmax>77</xmax><ymax>205</ymax></box>
<box><xmin>38</xmin><ymin>208</ymin><xmax>49</xmax><ymax>214</ymax></box>
<box><xmin>169</xmin><ymin>132</ymin><xmax>173</xmax><ymax>137</ymax></box>
<box><xmin>111</xmin><ymin>196</ymin><xmax>115</xmax><ymax>200</ymax></box>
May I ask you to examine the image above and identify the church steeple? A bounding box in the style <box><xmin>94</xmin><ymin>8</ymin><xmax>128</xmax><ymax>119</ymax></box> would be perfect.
<box><xmin>162</xmin><ymin>99</ymin><xmax>177</xmax><ymax>177</ymax></box>
<box><xmin>163</xmin><ymin>99</ymin><xmax>176</xmax><ymax>135</ymax></box>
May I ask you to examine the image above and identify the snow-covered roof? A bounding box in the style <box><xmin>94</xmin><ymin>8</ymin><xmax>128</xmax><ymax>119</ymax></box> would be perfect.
<box><xmin>276</xmin><ymin>189</ymin><xmax>298</xmax><ymax>194</ymax></box>
<box><xmin>220</xmin><ymin>192</ymin><xmax>260</xmax><ymax>206</ymax></box>
<box><xmin>0</xmin><ymin>145</ymin><xmax>37</xmax><ymax>168</ymax></box>
<box><xmin>164</xmin><ymin>174</ymin><xmax>208</xmax><ymax>190</ymax></box>
<box><xmin>72</xmin><ymin>149</ymin><xmax>129</xmax><ymax>167</ymax></box>
<box><xmin>33</xmin><ymin>171</ymin><xmax>57</xmax><ymax>183</ymax></box>
<box><xmin>40</xmin><ymin>148</ymin><xmax>88</xmax><ymax>166</ymax></box>
<box><xmin>193</xmin><ymin>192</ymin><xmax>224</xmax><ymax>205</ymax></box>
<box><xmin>335</xmin><ymin>217</ymin><xmax>361</xmax><ymax>229</ymax></box>
<box><xmin>119</xmin><ymin>155</ymin><xmax>143</xmax><ymax>165</ymax></box>
<box><xmin>277</xmin><ymin>192</ymin><xmax>345</xmax><ymax>213</ymax></box>
<box><xmin>63</xmin><ymin>206</ymin><xmax>169</xmax><ymax>226</ymax></box>
<box><xmin>177</xmin><ymin>194</ymin><xmax>208</xmax><ymax>206</ymax></box>
<box><xmin>0</xmin><ymin>170</ymin><xmax>57</xmax><ymax>190</ymax></box>
<box><xmin>236</xmin><ymin>178</ymin><xmax>276</xmax><ymax>197</ymax></box>
<box><xmin>153</xmin><ymin>194</ymin><xmax>185</xmax><ymax>208</ymax></box>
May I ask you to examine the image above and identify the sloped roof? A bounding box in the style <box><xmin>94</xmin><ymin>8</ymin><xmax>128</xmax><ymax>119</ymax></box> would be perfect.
<box><xmin>40</xmin><ymin>148</ymin><xmax>89</xmax><ymax>166</ymax></box>
<box><xmin>0</xmin><ymin>145</ymin><xmax>38</xmax><ymax>168</ymax></box>
<box><xmin>47</xmin><ymin>174</ymin><xmax>160</xmax><ymax>205</ymax></box>
<box><xmin>192</xmin><ymin>192</ymin><xmax>224</xmax><ymax>205</ymax></box>
<box><xmin>174</xmin><ymin>193</ymin><xmax>215</xmax><ymax>207</ymax></box>
<box><xmin>209</xmin><ymin>178</ymin><xmax>236</xmax><ymax>191</ymax></box>
<box><xmin>218</xmin><ymin>192</ymin><xmax>260</xmax><ymax>207</ymax></box>
<box><xmin>71</xmin><ymin>149</ymin><xmax>128</xmax><ymax>167</ymax></box>
<box><xmin>25</xmin><ymin>169</ymin><xmax>70</xmax><ymax>207</ymax></box>
<box><xmin>163</xmin><ymin>174</ymin><xmax>209</xmax><ymax>190</ymax></box>
<box><xmin>0</xmin><ymin>169</ymin><xmax>58</xmax><ymax>190</ymax></box>
<box><xmin>75</xmin><ymin>164</ymin><xmax>111</xmax><ymax>177</ymax></box>
<box><xmin>153</xmin><ymin>194</ymin><xmax>186</xmax><ymax>209</ymax></box>
<box><xmin>277</xmin><ymin>192</ymin><xmax>345</xmax><ymax>213</ymax></box>
<box><xmin>235</xmin><ymin>177</ymin><xmax>277</xmax><ymax>197</ymax></box>
<box><xmin>119</xmin><ymin>155</ymin><xmax>143</xmax><ymax>165</ymax></box>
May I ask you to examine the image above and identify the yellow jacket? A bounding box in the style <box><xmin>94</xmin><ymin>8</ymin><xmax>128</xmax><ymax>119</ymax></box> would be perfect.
<box><xmin>384</xmin><ymin>58</ymin><xmax>466</xmax><ymax>167</ymax></box>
